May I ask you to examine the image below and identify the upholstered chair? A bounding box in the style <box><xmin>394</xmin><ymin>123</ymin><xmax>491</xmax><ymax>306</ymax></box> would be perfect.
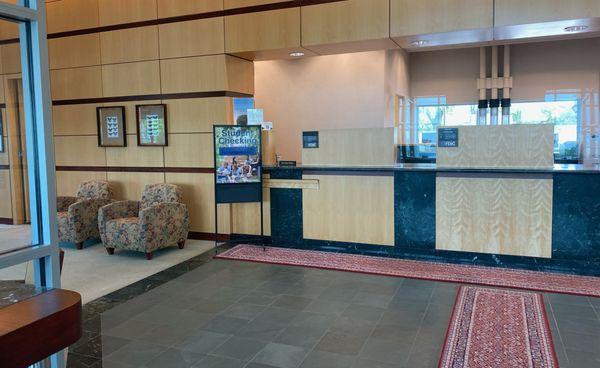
<box><xmin>98</xmin><ymin>183</ymin><xmax>189</xmax><ymax>260</ymax></box>
<box><xmin>57</xmin><ymin>181</ymin><xmax>113</xmax><ymax>249</ymax></box>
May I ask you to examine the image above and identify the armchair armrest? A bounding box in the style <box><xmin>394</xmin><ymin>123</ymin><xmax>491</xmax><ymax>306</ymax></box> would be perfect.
<box><xmin>68</xmin><ymin>198</ymin><xmax>112</xmax><ymax>240</ymax></box>
<box><xmin>139</xmin><ymin>203</ymin><xmax>189</xmax><ymax>252</ymax></box>
<box><xmin>57</xmin><ymin>196</ymin><xmax>77</xmax><ymax>212</ymax></box>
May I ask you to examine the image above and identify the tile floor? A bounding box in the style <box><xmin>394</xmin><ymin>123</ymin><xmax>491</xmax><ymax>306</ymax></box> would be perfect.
<box><xmin>68</xmin><ymin>246</ymin><xmax>600</xmax><ymax>368</ymax></box>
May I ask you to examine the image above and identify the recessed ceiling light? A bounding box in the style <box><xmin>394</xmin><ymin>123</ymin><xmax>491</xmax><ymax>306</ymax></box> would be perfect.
<box><xmin>564</xmin><ymin>25</ymin><xmax>588</xmax><ymax>32</ymax></box>
<box><xmin>411</xmin><ymin>40</ymin><xmax>429</xmax><ymax>47</ymax></box>
<box><xmin>289</xmin><ymin>51</ymin><xmax>305</xmax><ymax>57</ymax></box>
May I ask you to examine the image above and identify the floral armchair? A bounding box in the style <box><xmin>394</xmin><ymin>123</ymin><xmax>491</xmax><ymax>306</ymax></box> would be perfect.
<box><xmin>57</xmin><ymin>181</ymin><xmax>113</xmax><ymax>249</ymax></box>
<box><xmin>98</xmin><ymin>183</ymin><xmax>189</xmax><ymax>260</ymax></box>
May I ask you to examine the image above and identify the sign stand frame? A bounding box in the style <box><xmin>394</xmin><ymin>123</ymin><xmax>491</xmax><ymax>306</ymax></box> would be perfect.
<box><xmin>212</xmin><ymin>124</ymin><xmax>265</xmax><ymax>252</ymax></box>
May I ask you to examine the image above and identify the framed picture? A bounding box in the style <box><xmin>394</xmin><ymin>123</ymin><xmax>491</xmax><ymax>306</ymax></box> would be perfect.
<box><xmin>97</xmin><ymin>106</ymin><xmax>127</xmax><ymax>147</ymax></box>
<box><xmin>136</xmin><ymin>104</ymin><xmax>168</xmax><ymax>146</ymax></box>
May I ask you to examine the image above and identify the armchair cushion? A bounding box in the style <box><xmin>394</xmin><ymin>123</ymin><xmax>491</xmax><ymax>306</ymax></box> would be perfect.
<box><xmin>57</xmin><ymin>196</ymin><xmax>78</xmax><ymax>212</ymax></box>
<box><xmin>140</xmin><ymin>183</ymin><xmax>182</xmax><ymax>211</ymax></box>
<box><xmin>57</xmin><ymin>180</ymin><xmax>114</xmax><ymax>245</ymax></box>
<box><xmin>104</xmin><ymin>218</ymin><xmax>140</xmax><ymax>250</ymax></box>
<box><xmin>77</xmin><ymin>181</ymin><xmax>112</xmax><ymax>200</ymax></box>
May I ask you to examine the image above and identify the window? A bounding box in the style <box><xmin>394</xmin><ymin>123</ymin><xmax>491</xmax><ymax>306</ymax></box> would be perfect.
<box><xmin>0</xmin><ymin>1</ymin><xmax>63</xmax><ymax>367</ymax></box>
<box><xmin>413</xmin><ymin>93</ymin><xmax>582</xmax><ymax>162</ymax></box>
<box><xmin>414</xmin><ymin>96</ymin><xmax>478</xmax><ymax>144</ymax></box>
<box><xmin>511</xmin><ymin>93</ymin><xmax>580</xmax><ymax>161</ymax></box>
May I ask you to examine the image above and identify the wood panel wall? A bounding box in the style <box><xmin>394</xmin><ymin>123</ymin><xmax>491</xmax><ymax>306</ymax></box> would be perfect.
<box><xmin>302</xmin><ymin>174</ymin><xmax>394</xmax><ymax>246</ymax></box>
<box><xmin>302</xmin><ymin>127</ymin><xmax>397</xmax><ymax>166</ymax></box>
<box><xmin>436</xmin><ymin>125</ymin><xmax>555</xmax><ymax>169</ymax></box>
<box><xmin>37</xmin><ymin>0</ymin><xmax>260</xmax><ymax>236</ymax></box>
<box><xmin>436</xmin><ymin>175</ymin><xmax>553</xmax><ymax>258</ymax></box>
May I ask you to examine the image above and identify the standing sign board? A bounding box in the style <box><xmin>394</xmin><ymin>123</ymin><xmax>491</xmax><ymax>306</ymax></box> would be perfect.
<box><xmin>213</xmin><ymin>125</ymin><xmax>264</xmax><ymax>246</ymax></box>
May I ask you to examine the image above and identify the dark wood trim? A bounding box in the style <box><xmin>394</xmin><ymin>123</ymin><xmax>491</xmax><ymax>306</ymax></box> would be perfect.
<box><xmin>0</xmin><ymin>103</ymin><xmax>6</xmax><ymax>109</ymax></box>
<box><xmin>43</xmin><ymin>0</ymin><xmax>346</xmax><ymax>40</ymax></box>
<box><xmin>56</xmin><ymin>166</ymin><xmax>214</xmax><ymax>174</ymax></box>
<box><xmin>0</xmin><ymin>164</ymin><xmax>10</xmax><ymax>170</ymax></box>
<box><xmin>0</xmin><ymin>289</ymin><xmax>82</xmax><ymax>368</ymax></box>
<box><xmin>189</xmin><ymin>231</ymin><xmax>231</xmax><ymax>242</ymax></box>
<box><xmin>53</xmin><ymin>91</ymin><xmax>253</xmax><ymax>106</ymax></box>
<box><xmin>302</xmin><ymin>169</ymin><xmax>395</xmax><ymax>177</ymax></box>
<box><xmin>0</xmin><ymin>217</ymin><xmax>13</xmax><ymax>225</ymax></box>
<box><xmin>0</xmin><ymin>38</ymin><xmax>18</xmax><ymax>46</ymax></box>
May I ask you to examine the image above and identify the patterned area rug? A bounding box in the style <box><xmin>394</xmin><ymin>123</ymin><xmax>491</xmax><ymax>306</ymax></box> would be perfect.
<box><xmin>215</xmin><ymin>245</ymin><xmax>600</xmax><ymax>297</ymax></box>
<box><xmin>440</xmin><ymin>286</ymin><xmax>557</xmax><ymax>368</ymax></box>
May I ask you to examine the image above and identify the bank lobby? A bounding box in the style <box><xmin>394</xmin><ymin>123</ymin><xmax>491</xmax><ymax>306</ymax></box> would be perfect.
<box><xmin>0</xmin><ymin>1</ymin><xmax>599</xmax><ymax>367</ymax></box>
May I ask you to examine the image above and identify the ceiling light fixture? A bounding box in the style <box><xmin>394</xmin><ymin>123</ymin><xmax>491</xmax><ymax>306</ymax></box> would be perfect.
<box><xmin>289</xmin><ymin>51</ymin><xmax>305</xmax><ymax>57</ymax></box>
<box><xmin>564</xmin><ymin>25</ymin><xmax>588</xmax><ymax>32</ymax></box>
<box><xmin>411</xmin><ymin>40</ymin><xmax>429</xmax><ymax>47</ymax></box>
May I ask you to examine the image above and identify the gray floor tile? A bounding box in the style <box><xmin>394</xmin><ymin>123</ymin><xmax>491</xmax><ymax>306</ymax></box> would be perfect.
<box><xmin>245</xmin><ymin>363</ymin><xmax>280</xmax><ymax>368</ymax></box>
<box><xmin>358</xmin><ymin>338</ymin><xmax>412</xmax><ymax>366</ymax></box>
<box><xmin>352</xmin><ymin>292</ymin><xmax>392</xmax><ymax>309</ymax></box>
<box><xmin>213</xmin><ymin>336</ymin><xmax>267</xmax><ymax>361</ymax></box>
<box><xmin>370</xmin><ymin>323</ymin><xmax>418</xmax><ymax>343</ymax></box>
<box><xmin>274</xmin><ymin>325</ymin><xmax>328</xmax><ymax>349</ymax></box>
<box><xmin>314</xmin><ymin>331</ymin><xmax>368</xmax><ymax>356</ymax></box>
<box><xmin>330</xmin><ymin>316</ymin><xmax>375</xmax><ymax>337</ymax></box>
<box><xmin>103</xmin><ymin>319</ymin><xmax>160</xmax><ymax>340</ymax></box>
<box><xmin>236</xmin><ymin>319</ymin><xmax>286</xmax><ymax>341</ymax></box>
<box><xmin>342</xmin><ymin>304</ymin><xmax>385</xmax><ymax>322</ymax></box>
<box><xmin>146</xmin><ymin>348</ymin><xmax>205</xmax><ymax>368</ymax></box>
<box><xmin>239</xmin><ymin>292</ymin><xmax>279</xmax><ymax>306</ymax></box>
<box><xmin>222</xmin><ymin>303</ymin><xmax>267</xmax><ymax>320</ymax></box>
<box><xmin>298</xmin><ymin>350</ymin><xmax>356</xmax><ymax>368</ymax></box>
<box><xmin>561</xmin><ymin>331</ymin><xmax>600</xmax><ymax>353</ymax></box>
<box><xmin>304</xmin><ymin>299</ymin><xmax>348</xmax><ymax>316</ymax></box>
<box><xmin>564</xmin><ymin>349</ymin><xmax>600</xmax><ymax>368</ymax></box>
<box><xmin>137</xmin><ymin>324</ymin><xmax>195</xmax><ymax>346</ymax></box>
<box><xmin>253</xmin><ymin>307</ymin><xmax>299</xmax><ymax>327</ymax></box>
<box><xmin>104</xmin><ymin>340</ymin><xmax>168</xmax><ymax>366</ymax></box>
<box><xmin>272</xmin><ymin>295</ymin><xmax>313</xmax><ymax>311</ymax></box>
<box><xmin>352</xmin><ymin>358</ymin><xmax>404</xmax><ymax>368</ymax></box>
<box><xmin>190</xmin><ymin>298</ymin><xmax>234</xmax><ymax>314</ymax></box>
<box><xmin>202</xmin><ymin>316</ymin><xmax>249</xmax><ymax>334</ymax></box>
<box><xmin>192</xmin><ymin>355</ymin><xmax>246</xmax><ymax>368</ymax></box>
<box><xmin>101</xmin><ymin>335</ymin><xmax>131</xmax><ymax>357</ymax></box>
<box><xmin>174</xmin><ymin>330</ymin><xmax>232</xmax><ymax>354</ymax></box>
<box><xmin>404</xmin><ymin>348</ymin><xmax>441</xmax><ymax>368</ymax></box>
<box><xmin>252</xmin><ymin>343</ymin><xmax>309</xmax><ymax>368</ymax></box>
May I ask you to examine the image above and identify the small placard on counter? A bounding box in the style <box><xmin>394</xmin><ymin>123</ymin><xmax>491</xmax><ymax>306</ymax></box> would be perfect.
<box><xmin>278</xmin><ymin>160</ymin><xmax>297</xmax><ymax>167</ymax></box>
<box><xmin>303</xmin><ymin>131</ymin><xmax>319</xmax><ymax>148</ymax></box>
<box><xmin>438</xmin><ymin>128</ymin><xmax>459</xmax><ymax>148</ymax></box>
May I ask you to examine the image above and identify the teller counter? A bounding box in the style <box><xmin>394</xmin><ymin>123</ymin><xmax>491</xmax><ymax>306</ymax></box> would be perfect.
<box><xmin>233</xmin><ymin>126</ymin><xmax>600</xmax><ymax>276</ymax></box>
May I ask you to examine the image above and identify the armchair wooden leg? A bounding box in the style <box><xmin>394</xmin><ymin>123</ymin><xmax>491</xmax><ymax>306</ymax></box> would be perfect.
<box><xmin>146</xmin><ymin>252</ymin><xmax>153</xmax><ymax>261</ymax></box>
<box><xmin>106</xmin><ymin>248</ymin><xmax>115</xmax><ymax>255</ymax></box>
<box><xmin>178</xmin><ymin>240</ymin><xmax>186</xmax><ymax>249</ymax></box>
<box><xmin>76</xmin><ymin>242</ymin><xmax>83</xmax><ymax>250</ymax></box>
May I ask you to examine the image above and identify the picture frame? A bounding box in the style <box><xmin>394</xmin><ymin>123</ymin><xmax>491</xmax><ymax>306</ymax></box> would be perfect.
<box><xmin>136</xmin><ymin>104</ymin><xmax>168</xmax><ymax>147</ymax></box>
<box><xmin>97</xmin><ymin>106</ymin><xmax>127</xmax><ymax>147</ymax></box>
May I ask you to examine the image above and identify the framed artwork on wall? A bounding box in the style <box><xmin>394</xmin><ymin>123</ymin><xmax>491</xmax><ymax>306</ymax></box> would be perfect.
<box><xmin>97</xmin><ymin>106</ymin><xmax>127</xmax><ymax>147</ymax></box>
<box><xmin>136</xmin><ymin>104</ymin><xmax>168</xmax><ymax>146</ymax></box>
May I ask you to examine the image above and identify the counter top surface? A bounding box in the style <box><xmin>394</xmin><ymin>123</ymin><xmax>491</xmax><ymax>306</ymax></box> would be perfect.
<box><xmin>265</xmin><ymin>164</ymin><xmax>600</xmax><ymax>174</ymax></box>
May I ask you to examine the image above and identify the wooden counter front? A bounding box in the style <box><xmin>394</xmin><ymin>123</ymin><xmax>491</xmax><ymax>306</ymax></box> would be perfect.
<box><xmin>0</xmin><ymin>289</ymin><xmax>82</xmax><ymax>368</ymax></box>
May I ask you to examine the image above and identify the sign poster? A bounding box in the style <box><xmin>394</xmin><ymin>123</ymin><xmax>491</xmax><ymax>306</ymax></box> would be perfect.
<box><xmin>214</xmin><ymin>125</ymin><xmax>262</xmax><ymax>185</ymax></box>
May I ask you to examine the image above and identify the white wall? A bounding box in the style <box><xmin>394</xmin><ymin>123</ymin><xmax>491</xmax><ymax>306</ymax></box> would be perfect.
<box><xmin>255</xmin><ymin>50</ymin><xmax>409</xmax><ymax>162</ymax></box>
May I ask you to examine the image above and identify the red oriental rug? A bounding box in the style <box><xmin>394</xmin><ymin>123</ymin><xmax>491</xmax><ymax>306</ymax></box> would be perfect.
<box><xmin>215</xmin><ymin>245</ymin><xmax>600</xmax><ymax>297</ymax></box>
<box><xmin>439</xmin><ymin>286</ymin><xmax>557</xmax><ymax>368</ymax></box>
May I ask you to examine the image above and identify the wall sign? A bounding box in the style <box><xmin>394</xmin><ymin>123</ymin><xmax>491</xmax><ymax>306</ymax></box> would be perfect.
<box><xmin>438</xmin><ymin>128</ymin><xmax>459</xmax><ymax>148</ymax></box>
<box><xmin>303</xmin><ymin>131</ymin><xmax>319</xmax><ymax>148</ymax></box>
<box><xmin>213</xmin><ymin>125</ymin><xmax>262</xmax><ymax>203</ymax></box>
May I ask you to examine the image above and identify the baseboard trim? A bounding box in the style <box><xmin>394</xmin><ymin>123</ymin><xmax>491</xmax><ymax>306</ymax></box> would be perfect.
<box><xmin>0</xmin><ymin>218</ymin><xmax>14</xmax><ymax>225</ymax></box>
<box><xmin>188</xmin><ymin>232</ymin><xmax>231</xmax><ymax>242</ymax></box>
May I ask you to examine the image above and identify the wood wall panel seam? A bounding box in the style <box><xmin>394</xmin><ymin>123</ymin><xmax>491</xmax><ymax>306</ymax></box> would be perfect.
<box><xmin>36</xmin><ymin>0</ymin><xmax>349</xmax><ymax>42</ymax></box>
<box><xmin>55</xmin><ymin>166</ymin><xmax>215</xmax><ymax>173</ymax></box>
